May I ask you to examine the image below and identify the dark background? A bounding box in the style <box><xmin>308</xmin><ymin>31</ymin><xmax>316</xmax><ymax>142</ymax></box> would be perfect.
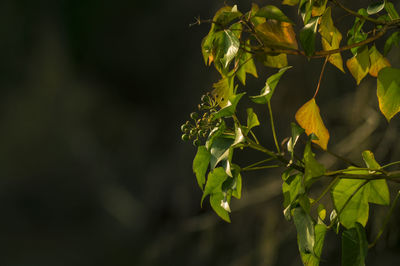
<box><xmin>0</xmin><ymin>0</ymin><xmax>399</xmax><ymax>265</ymax></box>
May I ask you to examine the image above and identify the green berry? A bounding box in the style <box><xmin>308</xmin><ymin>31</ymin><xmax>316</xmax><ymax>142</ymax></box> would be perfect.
<box><xmin>181</xmin><ymin>124</ymin><xmax>188</xmax><ymax>132</ymax></box>
<box><xmin>190</xmin><ymin>129</ymin><xmax>197</xmax><ymax>135</ymax></box>
<box><xmin>193</xmin><ymin>139</ymin><xmax>201</xmax><ymax>146</ymax></box>
<box><xmin>181</xmin><ymin>134</ymin><xmax>190</xmax><ymax>141</ymax></box>
<box><xmin>190</xmin><ymin>112</ymin><xmax>199</xmax><ymax>120</ymax></box>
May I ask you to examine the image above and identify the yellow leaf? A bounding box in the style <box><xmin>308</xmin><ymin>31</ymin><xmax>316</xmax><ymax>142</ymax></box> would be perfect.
<box><xmin>295</xmin><ymin>98</ymin><xmax>330</xmax><ymax>150</ymax></box>
<box><xmin>255</xmin><ymin>21</ymin><xmax>298</xmax><ymax>50</ymax></box>
<box><xmin>212</xmin><ymin>77</ymin><xmax>234</xmax><ymax>107</ymax></box>
<box><xmin>346</xmin><ymin>46</ymin><xmax>370</xmax><ymax>85</ymax></box>
<box><xmin>369</xmin><ymin>45</ymin><xmax>391</xmax><ymax>77</ymax></box>
<box><xmin>319</xmin><ymin>7</ymin><xmax>344</xmax><ymax>72</ymax></box>
<box><xmin>312</xmin><ymin>0</ymin><xmax>327</xmax><ymax>17</ymax></box>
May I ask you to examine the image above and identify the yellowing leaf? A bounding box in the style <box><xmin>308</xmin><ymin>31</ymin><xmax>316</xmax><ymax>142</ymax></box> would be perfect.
<box><xmin>212</xmin><ymin>77</ymin><xmax>234</xmax><ymax>107</ymax></box>
<box><xmin>319</xmin><ymin>7</ymin><xmax>344</xmax><ymax>72</ymax></box>
<box><xmin>255</xmin><ymin>21</ymin><xmax>298</xmax><ymax>50</ymax></box>
<box><xmin>377</xmin><ymin>67</ymin><xmax>400</xmax><ymax>121</ymax></box>
<box><xmin>346</xmin><ymin>46</ymin><xmax>370</xmax><ymax>85</ymax></box>
<box><xmin>312</xmin><ymin>0</ymin><xmax>328</xmax><ymax>17</ymax></box>
<box><xmin>295</xmin><ymin>98</ymin><xmax>330</xmax><ymax>150</ymax></box>
<box><xmin>369</xmin><ymin>45</ymin><xmax>391</xmax><ymax>77</ymax></box>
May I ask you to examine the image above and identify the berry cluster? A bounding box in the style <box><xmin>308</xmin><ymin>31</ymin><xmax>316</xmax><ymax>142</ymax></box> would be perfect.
<box><xmin>180</xmin><ymin>93</ymin><xmax>221</xmax><ymax>146</ymax></box>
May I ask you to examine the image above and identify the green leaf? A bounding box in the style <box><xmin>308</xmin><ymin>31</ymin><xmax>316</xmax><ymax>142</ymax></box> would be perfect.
<box><xmin>347</xmin><ymin>9</ymin><xmax>368</xmax><ymax>55</ymax></box>
<box><xmin>300</xmin><ymin>224</ymin><xmax>327</xmax><ymax>266</ymax></box>
<box><xmin>299</xmin><ymin>0</ymin><xmax>312</xmax><ymax>24</ymax></box>
<box><xmin>283</xmin><ymin>173</ymin><xmax>305</xmax><ymax>207</ymax></box>
<box><xmin>385</xmin><ymin>1</ymin><xmax>400</xmax><ymax>20</ymax></box>
<box><xmin>331</xmin><ymin>169</ymin><xmax>370</xmax><ymax>228</ymax></box>
<box><xmin>303</xmin><ymin>142</ymin><xmax>325</xmax><ymax>187</ymax></box>
<box><xmin>292</xmin><ymin>207</ymin><xmax>315</xmax><ymax>254</ymax></box>
<box><xmin>257</xmin><ymin>52</ymin><xmax>288</xmax><ymax>68</ymax></box>
<box><xmin>287</xmin><ymin>122</ymin><xmax>305</xmax><ymax>157</ymax></box>
<box><xmin>255</xmin><ymin>5</ymin><xmax>294</xmax><ymax>24</ymax></box>
<box><xmin>222</xmin><ymin>165</ymin><xmax>242</xmax><ymax>199</ymax></box>
<box><xmin>236</xmin><ymin>41</ymin><xmax>258</xmax><ymax>85</ymax></box>
<box><xmin>384</xmin><ymin>32</ymin><xmax>400</xmax><ymax>56</ymax></box>
<box><xmin>367</xmin><ymin>1</ymin><xmax>385</xmax><ymax>15</ymax></box>
<box><xmin>300</xmin><ymin>16</ymin><xmax>319</xmax><ymax>56</ymax></box>
<box><xmin>346</xmin><ymin>46</ymin><xmax>370</xmax><ymax>85</ymax></box>
<box><xmin>202</xmin><ymin>167</ymin><xmax>228</xmax><ymax>205</ymax></box>
<box><xmin>193</xmin><ymin>146</ymin><xmax>211</xmax><ymax>190</ymax></box>
<box><xmin>213</xmin><ymin>92</ymin><xmax>246</xmax><ymax>119</ymax></box>
<box><xmin>210</xmin><ymin>192</ymin><xmax>231</xmax><ymax>222</ymax></box>
<box><xmin>362</xmin><ymin>150</ymin><xmax>390</xmax><ymax>205</ymax></box>
<box><xmin>209</xmin><ymin>136</ymin><xmax>234</xmax><ymax>170</ymax></box>
<box><xmin>215</xmin><ymin>29</ymin><xmax>240</xmax><ymax>70</ymax></box>
<box><xmin>250</xmin><ymin>66</ymin><xmax>292</xmax><ymax>104</ymax></box>
<box><xmin>245</xmin><ymin>108</ymin><xmax>260</xmax><ymax>133</ymax></box>
<box><xmin>377</xmin><ymin>67</ymin><xmax>400</xmax><ymax>121</ymax></box>
<box><xmin>212</xmin><ymin>6</ymin><xmax>242</xmax><ymax>32</ymax></box>
<box><xmin>342</xmin><ymin>223</ymin><xmax>368</xmax><ymax>266</ymax></box>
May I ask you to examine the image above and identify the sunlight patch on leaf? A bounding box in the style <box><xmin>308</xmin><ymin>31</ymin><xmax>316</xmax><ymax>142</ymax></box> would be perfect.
<box><xmin>295</xmin><ymin>98</ymin><xmax>330</xmax><ymax>150</ymax></box>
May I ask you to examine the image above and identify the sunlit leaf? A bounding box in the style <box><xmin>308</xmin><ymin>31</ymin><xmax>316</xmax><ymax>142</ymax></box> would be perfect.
<box><xmin>214</xmin><ymin>30</ymin><xmax>240</xmax><ymax>70</ymax></box>
<box><xmin>210</xmin><ymin>192</ymin><xmax>231</xmax><ymax>222</ymax></box>
<box><xmin>292</xmin><ymin>207</ymin><xmax>315</xmax><ymax>254</ymax></box>
<box><xmin>257</xmin><ymin>52</ymin><xmax>288</xmax><ymax>68</ymax></box>
<box><xmin>362</xmin><ymin>150</ymin><xmax>390</xmax><ymax>205</ymax></box>
<box><xmin>299</xmin><ymin>0</ymin><xmax>312</xmax><ymax>24</ymax></box>
<box><xmin>212</xmin><ymin>76</ymin><xmax>234</xmax><ymax>108</ymax></box>
<box><xmin>255</xmin><ymin>5</ymin><xmax>294</xmax><ymax>24</ymax></box>
<box><xmin>245</xmin><ymin>108</ymin><xmax>260</xmax><ymax>134</ymax></box>
<box><xmin>282</xmin><ymin>173</ymin><xmax>305</xmax><ymax>207</ymax></box>
<box><xmin>300</xmin><ymin>17</ymin><xmax>319</xmax><ymax>56</ymax></box>
<box><xmin>346</xmin><ymin>46</ymin><xmax>370</xmax><ymax>85</ymax></box>
<box><xmin>342</xmin><ymin>223</ymin><xmax>368</xmax><ymax>266</ymax></box>
<box><xmin>377</xmin><ymin>67</ymin><xmax>400</xmax><ymax>121</ymax></box>
<box><xmin>319</xmin><ymin>7</ymin><xmax>344</xmax><ymax>72</ymax></box>
<box><xmin>317</xmin><ymin>204</ymin><xmax>326</xmax><ymax>222</ymax></box>
<box><xmin>193</xmin><ymin>146</ymin><xmax>211</xmax><ymax>190</ymax></box>
<box><xmin>287</xmin><ymin>122</ymin><xmax>305</xmax><ymax>157</ymax></box>
<box><xmin>384</xmin><ymin>32</ymin><xmax>400</xmax><ymax>56</ymax></box>
<box><xmin>213</xmin><ymin>92</ymin><xmax>246</xmax><ymax>120</ymax></box>
<box><xmin>201</xmin><ymin>167</ymin><xmax>228</xmax><ymax>205</ymax></box>
<box><xmin>209</xmin><ymin>136</ymin><xmax>234</xmax><ymax>170</ymax></box>
<box><xmin>250</xmin><ymin>66</ymin><xmax>292</xmax><ymax>104</ymax></box>
<box><xmin>367</xmin><ymin>1</ymin><xmax>385</xmax><ymax>15</ymax></box>
<box><xmin>282</xmin><ymin>0</ymin><xmax>299</xmax><ymax>6</ymax></box>
<box><xmin>331</xmin><ymin>168</ymin><xmax>370</xmax><ymax>228</ymax></box>
<box><xmin>303</xmin><ymin>141</ymin><xmax>325</xmax><ymax>187</ymax></box>
<box><xmin>295</xmin><ymin>98</ymin><xmax>330</xmax><ymax>150</ymax></box>
<box><xmin>255</xmin><ymin>21</ymin><xmax>298</xmax><ymax>50</ymax></box>
<box><xmin>369</xmin><ymin>45</ymin><xmax>391</xmax><ymax>77</ymax></box>
<box><xmin>312</xmin><ymin>0</ymin><xmax>327</xmax><ymax>17</ymax></box>
<box><xmin>300</xmin><ymin>224</ymin><xmax>327</xmax><ymax>266</ymax></box>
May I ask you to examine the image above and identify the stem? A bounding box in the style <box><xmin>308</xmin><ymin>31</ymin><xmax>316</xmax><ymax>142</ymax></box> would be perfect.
<box><xmin>368</xmin><ymin>191</ymin><xmax>400</xmax><ymax>249</ymax></box>
<box><xmin>242</xmin><ymin>158</ymin><xmax>275</xmax><ymax>170</ymax></box>
<box><xmin>325</xmin><ymin>167</ymin><xmax>387</xmax><ymax>176</ymax></box>
<box><xmin>249</xmin><ymin>129</ymin><xmax>260</xmax><ymax>144</ymax></box>
<box><xmin>242</xmin><ymin>165</ymin><xmax>281</xmax><ymax>172</ymax></box>
<box><xmin>381</xmin><ymin>161</ymin><xmax>400</xmax><ymax>169</ymax></box>
<box><xmin>313</xmin><ymin>56</ymin><xmax>329</xmax><ymax>99</ymax></box>
<box><xmin>330</xmin><ymin>0</ymin><xmax>383</xmax><ymax>25</ymax></box>
<box><xmin>311</xmin><ymin>176</ymin><xmax>340</xmax><ymax>207</ymax></box>
<box><xmin>311</xmin><ymin>142</ymin><xmax>360</xmax><ymax>167</ymax></box>
<box><xmin>268</xmin><ymin>101</ymin><xmax>280</xmax><ymax>154</ymax></box>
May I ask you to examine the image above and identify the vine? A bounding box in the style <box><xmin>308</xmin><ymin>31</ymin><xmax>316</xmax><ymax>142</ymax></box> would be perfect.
<box><xmin>181</xmin><ymin>1</ymin><xmax>400</xmax><ymax>265</ymax></box>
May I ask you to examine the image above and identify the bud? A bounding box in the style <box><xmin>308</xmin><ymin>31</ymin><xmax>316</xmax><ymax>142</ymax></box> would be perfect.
<box><xmin>190</xmin><ymin>112</ymin><xmax>199</xmax><ymax>120</ymax></box>
<box><xmin>181</xmin><ymin>134</ymin><xmax>190</xmax><ymax>141</ymax></box>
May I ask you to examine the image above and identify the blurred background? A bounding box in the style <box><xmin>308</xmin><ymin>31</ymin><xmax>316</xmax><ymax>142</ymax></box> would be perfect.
<box><xmin>0</xmin><ymin>0</ymin><xmax>399</xmax><ymax>265</ymax></box>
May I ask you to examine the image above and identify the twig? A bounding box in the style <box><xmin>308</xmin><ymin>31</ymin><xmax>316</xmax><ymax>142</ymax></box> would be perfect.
<box><xmin>313</xmin><ymin>56</ymin><xmax>329</xmax><ymax>99</ymax></box>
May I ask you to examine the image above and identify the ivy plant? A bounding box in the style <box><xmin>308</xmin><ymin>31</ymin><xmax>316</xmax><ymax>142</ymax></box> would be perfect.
<box><xmin>181</xmin><ymin>1</ymin><xmax>400</xmax><ymax>265</ymax></box>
